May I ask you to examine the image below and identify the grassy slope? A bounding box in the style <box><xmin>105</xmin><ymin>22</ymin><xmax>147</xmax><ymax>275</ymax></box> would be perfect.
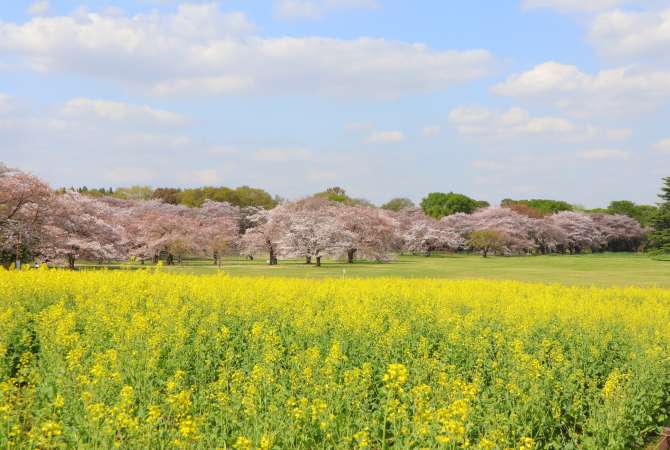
<box><xmin>81</xmin><ymin>253</ymin><xmax>670</xmax><ymax>287</ymax></box>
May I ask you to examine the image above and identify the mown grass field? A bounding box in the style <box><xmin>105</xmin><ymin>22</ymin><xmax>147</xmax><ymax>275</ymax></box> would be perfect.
<box><xmin>2</xmin><ymin>270</ymin><xmax>670</xmax><ymax>449</ymax></box>
<box><xmin>79</xmin><ymin>253</ymin><xmax>670</xmax><ymax>287</ymax></box>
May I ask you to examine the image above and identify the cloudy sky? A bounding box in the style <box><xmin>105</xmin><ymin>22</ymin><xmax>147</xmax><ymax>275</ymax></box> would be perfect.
<box><xmin>1</xmin><ymin>0</ymin><xmax>669</xmax><ymax>206</ymax></box>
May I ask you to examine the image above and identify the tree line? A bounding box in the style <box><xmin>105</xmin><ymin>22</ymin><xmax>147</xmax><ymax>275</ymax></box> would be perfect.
<box><xmin>1</xmin><ymin>163</ymin><xmax>662</xmax><ymax>269</ymax></box>
<box><xmin>67</xmin><ymin>185</ymin><xmax>279</xmax><ymax>209</ymax></box>
<box><xmin>70</xmin><ymin>183</ymin><xmax>658</xmax><ymax>227</ymax></box>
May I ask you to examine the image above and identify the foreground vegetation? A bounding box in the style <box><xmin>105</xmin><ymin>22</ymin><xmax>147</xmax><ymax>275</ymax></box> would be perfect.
<box><xmin>2</xmin><ymin>269</ymin><xmax>670</xmax><ymax>449</ymax></box>
<box><xmin>80</xmin><ymin>253</ymin><xmax>670</xmax><ymax>288</ymax></box>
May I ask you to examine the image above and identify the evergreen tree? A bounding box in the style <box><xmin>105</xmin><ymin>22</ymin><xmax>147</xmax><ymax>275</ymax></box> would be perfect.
<box><xmin>659</xmin><ymin>177</ymin><xmax>670</xmax><ymax>203</ymax></box>
<box><xmin>648</xmin><ymin>177</ymin><xmax>670</xmax><ymax>252</ymax></box>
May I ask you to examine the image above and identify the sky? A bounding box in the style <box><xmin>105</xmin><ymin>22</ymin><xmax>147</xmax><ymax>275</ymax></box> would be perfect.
<box><xmin>1</xmin><ymin>0</ymin><xmax>669</xmax><ymax>207</ymax></box>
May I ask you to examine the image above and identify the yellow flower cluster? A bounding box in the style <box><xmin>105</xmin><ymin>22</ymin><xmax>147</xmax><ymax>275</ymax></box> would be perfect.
<box><xmin>1</xmin><ymin>269</ymin><xmax>669</xmax><ymax>449</ymax></box>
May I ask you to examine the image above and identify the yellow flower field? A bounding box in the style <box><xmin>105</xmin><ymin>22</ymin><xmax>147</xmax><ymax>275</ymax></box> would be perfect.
<box><xmin>1</xmin><ymin>269</ymin><xmax>669</xmax><ymax>449</ymax></box>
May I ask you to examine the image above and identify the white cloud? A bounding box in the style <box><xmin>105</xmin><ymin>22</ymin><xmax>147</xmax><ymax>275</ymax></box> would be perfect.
<box><xmin>27</xmin><ymin>1</ymin><xmax>49</xmax><ymax>16</ymax></box>
<box><xmin>421</xmin><ymin>125</ymin><xmax>441</xmax><ymax>137</ymax></box>
<box><xmin>448</xmin><ymin>105</ymin><xmax>630</xmax><ymax>142</ymax></box>
<box><xmin>275</xmin><ymin>0</ymin><xmax>379</xmax><ymax>20</ymax></box>
<box><xmin>449</xmin><ymin>106</ymin><xmax>573</xmax><ymax>137</ymax></box>
<box><xmin>365</xmin><ymin>130</ymin><xmax>406</xmax><ymax>143</ymax></box>
<box><xmin>492</xmin><ymin>62</ymin><xmax>590</xmax><ymax>97</ymax></box>
<box><xmin>150</xmin><ymin>77</ymin><xmax>254</xmax><ymax>96</ymax></box>
<box><xmin>521</xmin><ymin>0</ymin><xmax>625</xmax><ymax>13</ymax></box>
<box><xmin>492</xmin><ymin>61</ymin><xmax>670</xmax><ymax>116</ymax></box>
<box><xmin>589</xmin><ymin>8</ymin><xmax>670</xmax><ymax>61</ymax></box>
<box><xmin>1</xmin><ymin>96</ymin><xmax>196</xmax><ymax>164</ymax></box>
<box><xmin>0</xmin><ymin>5</ymin><xmax>493</xmax><ymax>98</ymax></box>
<box><xmin>61</xmin><ymin>98</ymin><xmax>188</xmax><ymax>126</ymax></box>
<box><xmin>577</xmin><ymin>148</ymin><xmax>630</xmax><ymax>159</ymax></box>
<box><xmin>253</xmin><ymin>148</ymin><xmax>313</xmax><ymax>162</ymax></box>
<box><xmin>653</xmin><ymin>138</ymin><xmax>670</xmax><ymax>153</ymax></box>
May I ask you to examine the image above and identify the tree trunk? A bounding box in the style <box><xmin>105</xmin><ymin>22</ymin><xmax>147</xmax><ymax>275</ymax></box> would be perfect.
<box><xmin>482</xmin><ymin>248</ymin><xmax>488</xmax><ymax>258</ymax></box>
<box><xmin>347</xmin><ymin>249</ymin><xmax>356</xmax><ymax>264</ymax></box>
<box><xmin>269</xmin><ymin>247</ymin><xmax>278</xmax><ymax>265</ymax></box>
<box><xmin>167</xmin><ymin>253</ymin><xmax>174</xmax><ymax>265</ymax></box>
<box><xmin>305</xmin><ymin>256</ymin><xmax>312</xmax><ymax>264</ymax></box>
<box><xmin>316</xmin><ymin>255</ymin><xmax>322</xmax><ymax>267</ymax></box>
<box><xmin>213</xmin><ymin>251</ymin><xmax>219</xmax><ymax>266</ymax></box>
<box><xmin>15</xmin><ymin>234</ymin><xmax>21</xmax><ymax>269</ymax></box>
<box><xmin>68</xmin><ymin>254</ymin><xmax>76</xmax><ymax>270</ymax></box>
<box><xmin>153</xmin><ymin>253</ymin><xmax>159</xmax><ymax>264</ymax></box>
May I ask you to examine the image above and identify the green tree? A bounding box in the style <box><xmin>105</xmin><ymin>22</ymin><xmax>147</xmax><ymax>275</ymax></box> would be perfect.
<box><xmin>314</xmin><ymin>187</ymin><xmax>350</xmax><ymax>203</ymax></box>
<box><xmin>178</xmin><ymin>186</ymin><xmax>277</xmax><ymax>208</ymax></box>
<box><xmin>608</xmin><ymin>200</ymin><xmax>637</xmax><ymax>217</ymax></box>
<box><xmin>178</xmin><ymin>188</ymin><xmax>207</xmax><ymax>207</ymax></box>
<box><xmin>381</xmin><ymin>197</ymin><xmax>415</xmax><ymax>212</ymax></box>
<box><xmin>113</xmin><ymin>185</ymin><xmax>154</xmax><ymax>201</ymax></box>
<box><xmin>233</xmin><ymin>186</ymin><xmax>277</xmax><ymax>209</ymax></box>
<box><xmin>420</xmin><ymin>192</ymin><xmax>479</xmax><ymax>218</ymax></box>
<box><xmin>608</xmin><ymin>200</ymin><xmax>657</xmax><ymax>227</ymax></box>
<box><xmin>468</xmin><ymin>229</ymin><xmax>506</xmax><ymax>257</ymax></box>
<box><xmin>649</xmin><ymin>177</ymin><xmax>670</xmax><ymax>252</ymax></box>
<box><xmin>636</xmin><ymin>205</ymin><xmax>658</xmax><ymax>227</ymax></box>
<box><xmin>312</xmin><ymin>187</ymin><xmax>372</xmax><ymax>206</ymax></box>
<box><xmin>501</xmin><ymin>198</ymin><xmax>573</xmax><ymax>215</ymax></box>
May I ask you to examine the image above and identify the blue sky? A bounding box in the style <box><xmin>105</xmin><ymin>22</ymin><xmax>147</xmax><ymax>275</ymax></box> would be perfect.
<box><xmin>1</xmin><ymin>0</ymin><xmax>669</xmax><ymax>207</ymax></box>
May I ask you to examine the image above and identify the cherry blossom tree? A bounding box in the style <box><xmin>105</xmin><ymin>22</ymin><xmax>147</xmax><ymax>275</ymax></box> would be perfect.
<box><xmin>0</xmin><ymin>164</ymin><xmax>54</xmax><ymax>268</ymax></box>
<box><xmin>440</xmin><ymin>212</ymin><xmax>473</xmax><ymax>238</ymax></box>
<box><xmin>592</xmin><ymin>213</ymin><xmax>646</xmax><ymax>252</ymax></box>
<box><xmin>101</xmin><ymin>197</ymin><xmax>153</xmax><ymax>263</ymax></box>
<box><xmin>144</xmin><ymin>203</ymin><xmax>200</xmax><ymax>265</ymax></box>
<box><xmin>403</xmin><ymin>215</ymin><xmax>464</xmax><ymax>256</ymax></box>
<box><xmin>239</xmin><ymin>204</ymin><xmax>292</xmax><ymax>265</ymax></box>
<box><xmin>529</xmin><ymin>219</ymin><xmax>567</xmax><ymax>254</ymax></box>
<box><xmin>0</xmin><ymin>164</ymin><xmax>652</xmax><ymax>266</ymax></box>
<box><xmin>466</xmin><ymin>208</ymin><xmax>536</xmax><ymax>255</ymax></box>
<box><xmin>109</xmin><ymin>200</ymin><xmax>200</xmax><ymax>265</ymax></box>
<box><xmin>278</xmin><ymin>198</ymin><xmax>352</xmax><ymax>266</ymax></box>
<box><xmin>189</xmin><ymin>200</ymin><xmax>241</xmax><ymax>265</ymax></box>
<box><xmin>389</xmin><ymin>207</ymin><xmax>433</xmax><ymax>254</ymax></box>
<box><xmin>40</xmin><ymin>191</ymin><xmax>126</xmax><ymax>269</ymax></box>
<box><xmin>335</xmin><ymin>205</ymin><xmax>397</xmax><ymax>263</ymax></box>
<box><xmin>442</xmin><ymin>208</ymin><xmax>535</xmax><ymax>255</ymax></box>
<box><xmin>546</xmin><ymin>211</ymin><xmax>601</xmax><ymax>254</ymax></box>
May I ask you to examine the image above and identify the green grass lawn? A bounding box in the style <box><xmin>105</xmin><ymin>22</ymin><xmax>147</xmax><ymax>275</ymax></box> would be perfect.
<box><xmin>79</xmin><ymin>252</ymin><xmax>670</xmax><ymax>287</ymax></box>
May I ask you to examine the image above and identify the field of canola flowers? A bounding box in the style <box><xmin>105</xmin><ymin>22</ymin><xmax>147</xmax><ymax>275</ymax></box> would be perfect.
<box><xmin>1</xmin><ymin>269</ymin><xmax>670</xmax><ymax>449</ymax></box>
